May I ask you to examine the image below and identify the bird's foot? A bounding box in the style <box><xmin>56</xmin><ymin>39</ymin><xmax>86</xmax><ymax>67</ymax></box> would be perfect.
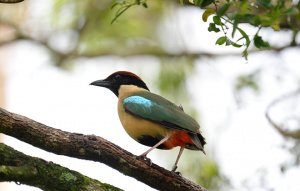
<box><xmin>171</xmin><ymin>165</ymin><xmax>177</xmax><ymax>172</ymax></box>
<box><xmin>171</xmin><ymin>165</ymin><xmax>182</xmax><ymax>176</ymax></box>
<box><xmin>137</xmin><ymin>155</ymin><xmax>153</xmax><ymax>166</ymax></box>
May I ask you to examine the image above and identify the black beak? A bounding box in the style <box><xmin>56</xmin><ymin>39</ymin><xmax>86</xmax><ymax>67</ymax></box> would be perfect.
<box><xmin>90</xmin><ymin>79</ymin><xmax>110</xmax><ymax>88</ymax></box>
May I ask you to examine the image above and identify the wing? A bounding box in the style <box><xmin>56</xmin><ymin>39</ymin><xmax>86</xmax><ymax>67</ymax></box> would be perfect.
<box><xmin>123</xmin><ymin>92</ymin><xmax>200</xmax><ymax>134</ymax></box>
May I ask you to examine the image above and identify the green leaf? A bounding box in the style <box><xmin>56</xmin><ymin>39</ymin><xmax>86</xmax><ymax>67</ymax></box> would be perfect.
<box><xmin>213</xmin><ymin>16</ymin><xmax>222</xmax><ymax>25</ymax></box>
<box><xmin>208</xmin><ymin>23</ymin><xmax>220</xmax><ymax>32</ymax></box>
<box><xmin>142</xmin><ymin>2</ymin><xmax>148</xmax><ymax>8</ymax></box>
<box><xmin>242</xmin><ymin>49</ymin><xmax>248</xmax><ymax>60</ymax></box>
<box><xmin>254</xmin><ymin>35</ymin><xmax>270</xmax><ymax>49</ymax></box>
<box><xmin>236</xmin><ymin>72</ymin><xmax>260</xmax><ymax>92</ymax></box>
<box><xmin>271</xmin><ymin>19</ymin><xmax>280</xmax><ymax>31</ymax></box>
<box><xmin>239</xmin><ymin>14</ymin><xmax>255</xmax><ymax>23</ymax></box>
<box><xmin>241</xmin><ymin>2</ymin><xmax>249</xmax><ymax>15</ymax></box>
<box><xmin>250</xmin><ymin>15</ymin><xmax>261</xmax><ymax>26</ymax></box>
<box><xmin>180</xmin><ymin>0</ymin><xmax>184</xmax><ymax>5</ymax></box>
<box><xmin>232</xmin><ymin>16</ymin><xmax>239</xmax><ymax>38</ymax></box>
<box><xmin>283</xmin><ymin>7</ymin><xmax>299</xmax><ymax>15</ymax></box>
<box><xmin>218</xmin><ymin>3</ymin><xmax>231</xmax><ymax>16</ymax></box>
<box><xmin>231</xmin><ymin>41</ymin><xmax>243</xmax><ymax>48</ymax></box>
<box><xmin>195</xmin><ymin>0</ymin><xmax>202</xmax><ymax>5</ymax></box>
<box><xmin>237</xmin><ymin>27</ymin><xmax>250</xmax><ymax>47</ymax></box>
<box><xmin>201</xmin><ymin>0</ymin><xmax>214</xmax><ymax>7</ymax></box>
<box><xmin>111</xmin><ymin>0</ymin><xmax>126</xmax><ymax>9</ymax></box>
<box><xmin>227</xmin><ymin>11</ymin><xmax>238</xmax><ymax>20</ymax></box>
<box><xmin>225</xmin><ymin>38</ymin><xmax>232</xmax><ymax>46</ymax></box>
<box><xmin>225</xmin><ymin>38</ymin><xmax>243</xmax><ymax>47</ymax></box>
<box><xmin>216</xmin><ymin>36</ymin><xmax>227</xmax><ymax>45</ymax></box>
<box><xmin>111</xmin><ymin>3</ymin><xmax>119</xmax><ymax>9</ymax></box>
<box><xmin>202</xmin><ymin>9</ymin><xmax>215</xmax><ymax>22</ymax></box>
<box><xmin>257</xmin><ymin>0</ymin><xmax>272</xmax><ymax>8</ymax></box>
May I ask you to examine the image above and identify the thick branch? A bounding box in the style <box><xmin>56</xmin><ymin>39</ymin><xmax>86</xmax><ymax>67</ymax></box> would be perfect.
<box><xmin>0</xmin><ymin>143</ymin><xmax>122</xmax><ymax>191</ymax></box>
<box><xmin>0</xmin><ymin>0</ymin><xmax>24</xmax><ymax>3</ymax></box>
<box><xmin>266</xmin><ymin>90</ymin><xmax>300</xmax><ymax>139</ymax></box>
<box><xmin>0</xmin><ymin>107</ymin><xmax>207</xmax><ymax>191</ymax></box>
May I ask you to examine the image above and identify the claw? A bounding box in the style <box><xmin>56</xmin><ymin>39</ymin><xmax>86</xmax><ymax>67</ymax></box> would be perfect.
<box><xmin>171</xmin><ymin>165</ymin><xmax>182</xmax><ymax>176</ymax></box>
<box><xmin>171</xmin><ymin>165</ymin><xmax>177</xmax><ymax>172</ymax></box>
<box><xmin>138</xmin><ymin>155</ymin><xmax>153</xmax><ymax>166</ymax></box>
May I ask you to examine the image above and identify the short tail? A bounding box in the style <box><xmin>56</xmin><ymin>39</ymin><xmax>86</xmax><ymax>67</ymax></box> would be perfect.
<box><xmin>188</xmin><ymin>132</ymin><xmax>206</xmax><ymax>154</ymax></box>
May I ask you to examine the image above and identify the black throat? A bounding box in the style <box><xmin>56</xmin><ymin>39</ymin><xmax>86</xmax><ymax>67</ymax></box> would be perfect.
<box><xmin>108</xmin><ymin>74</ymin><xmax>149</xmax><ymax>97</ymax></box>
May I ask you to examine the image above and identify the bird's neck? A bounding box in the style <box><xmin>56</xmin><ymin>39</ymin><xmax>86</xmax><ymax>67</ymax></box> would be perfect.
<box><xmin>118</xmin><ymin>85</ymin><xmax>149</xmax><ymax>100</ymax></box>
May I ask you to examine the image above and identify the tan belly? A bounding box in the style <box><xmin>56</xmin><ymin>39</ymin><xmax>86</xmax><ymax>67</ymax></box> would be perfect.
<box><xmin>117</xmin><ymin>99</ymin><xmax>169</xmax><ymax>141</ymax></box>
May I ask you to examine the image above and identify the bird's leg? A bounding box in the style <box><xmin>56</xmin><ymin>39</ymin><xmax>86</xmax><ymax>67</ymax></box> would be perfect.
<box><xmin>171</xmin><ymin>146</ymin><xmax>185</xmax><ymax>172</ymax></box>
<box><xmin>140</xmin><ymin>134</ymin><xmax>170</xmax><ymax>157</ymax></box>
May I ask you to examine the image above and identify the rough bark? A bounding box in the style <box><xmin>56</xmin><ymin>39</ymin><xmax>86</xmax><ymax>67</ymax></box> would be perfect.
<box><xmin>0</xmin><ymin>107</ymin><xmax>207</xmax><ymax>191</ymax></box>
<box><xmin>0</xmin><ymin>57</ymin><xmax>5</xmax><ymax>142</ymax></box>
<box><xmin>0</xmin><ymin>0</ymin><xmax>24</xmax><ymax>3</ymax></box>
<box><xmin>0</xmin><ymin>143</ymin><xmax>122</xmax><ymax>191</ymax></box>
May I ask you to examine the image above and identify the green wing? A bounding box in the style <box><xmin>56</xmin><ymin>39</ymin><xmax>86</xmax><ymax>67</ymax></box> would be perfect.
<box><xmin>123</xmin><ymin>91</ymin><xmax>200</xmax><ymax>134</ymax></box>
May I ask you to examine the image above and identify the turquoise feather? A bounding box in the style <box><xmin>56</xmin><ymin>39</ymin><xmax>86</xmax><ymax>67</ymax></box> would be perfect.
<box><xmin>123</xmin><ymin>91</ymin><xmax>200</xmax><ymax>134</ymax></box>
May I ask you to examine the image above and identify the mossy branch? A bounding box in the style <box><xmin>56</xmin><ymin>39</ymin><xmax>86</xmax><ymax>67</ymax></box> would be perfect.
<box><xmin>0</xmin><ymin>107</ymin><xmax>207</xmax><ymax>191</ymax></box>
<box><xmin>0</xmin><ymin>143</ymin><xmax>122</xmax><ymax>191</ymax></box>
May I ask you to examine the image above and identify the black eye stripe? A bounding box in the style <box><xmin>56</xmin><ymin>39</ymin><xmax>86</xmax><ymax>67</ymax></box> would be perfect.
<box><xmin>114</xmin><ymin>74</ymin><xmax>121</xmax><ymax>80</ymax></box>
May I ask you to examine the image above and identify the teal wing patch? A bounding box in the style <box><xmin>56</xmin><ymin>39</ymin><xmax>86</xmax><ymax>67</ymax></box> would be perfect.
<box><xmin>123</xmin><ymin>94</ymin><xmax>200</xmax><ymax>133</ymax></box>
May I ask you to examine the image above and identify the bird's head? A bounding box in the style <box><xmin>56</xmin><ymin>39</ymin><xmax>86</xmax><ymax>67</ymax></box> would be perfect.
<box><xmin>90</xmin><ymin>71</ymin><xmax>149</xmax><ymax>97</ymax></box>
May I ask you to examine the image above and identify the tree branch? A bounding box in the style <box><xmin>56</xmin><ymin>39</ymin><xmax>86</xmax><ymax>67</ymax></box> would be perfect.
<box><xmin>266</xmin><ymin>89</ymin><xmax>300</xmax><ymax>139</ymax></box>
<box><xmin>0</xmin><ymin>107</ymin><xmax>207</xmax><ymax>191</ymax></box>
<box><xmin>1</xmin><ymin>17</ymin><xmax>299</xmax><ymax>66</ymax></box>
<box><xmin>0</xmin><ymin>143</ymin><xmax>122</xmax><ymax>191</ymax></box>
<box><xmin>0</xmin><ymin>0</ymin><xmax>24</xmax><ymax>3</ymax></box>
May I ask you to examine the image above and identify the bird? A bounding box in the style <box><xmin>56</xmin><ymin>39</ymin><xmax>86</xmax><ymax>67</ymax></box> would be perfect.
<box><xmin>90</xmin><ymin>71</ymin><xmax>206</xmax><ymax>171</ymax></box>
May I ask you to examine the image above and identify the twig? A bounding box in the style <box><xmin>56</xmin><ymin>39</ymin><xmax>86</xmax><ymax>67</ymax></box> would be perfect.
<box><xmin>265</xmin><ymin>89</ymin><xmax>300</xmax><ymax>139</ymax></box>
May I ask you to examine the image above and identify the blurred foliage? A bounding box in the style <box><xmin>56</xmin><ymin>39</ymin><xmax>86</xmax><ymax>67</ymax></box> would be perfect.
<box><xmin>156</xmin><ymin>59</ymin><xmax>199</xmax><ymax>120</ymax></box>
<box><xmin>157</xmin><ymin>59</ymin><xmax>194</xmax><ymax>103</ymax></box>
<box><xmin>198</xmin><ymin>0</ymin><xmax>299</xmax><ymax>59</ymax></box>
<box><xmin>281</xmin><ymin>139</ymin><xmax>300</xmax><ymax>173</ymax></box>
<box><xmin>235</xmin><ymin>70</ymin><xmax>260</xmax><ymax>92</ymax></box>
<box><xmin>50</xmin><ymin>0</ymin><xmax>165</xmax><ymax>65</ymax></box>
<box><xmin>0</xmin><ymin>0</ymin><xmax>167</xmax><ymax>68</ymax></box>
<box><xmin>180</xmin><ymin>152</ymin><xmax>231</xmax><ymax>191</ymax></box>
<box><xmin>114</xmin><ymin>0</ymin><xmax>300</xmax><ymax>59</ymax></box>
<box><xmin>111</xmin><ymin>0</ymin><xmax>148</xmax><ymax>24</ymax></box>
<box><xmin>158</xmin><ymin>61</ymin><xmax>204</xmax><ymax>121</ymax></box>
<box><xmin>266</xmin><ymin>90</ymin><xmax>300</xmax><ymax>173</ymax></box>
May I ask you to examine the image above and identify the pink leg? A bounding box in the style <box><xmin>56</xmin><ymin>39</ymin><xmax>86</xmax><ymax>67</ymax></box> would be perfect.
<box><xmin>140</xmin><ymin>134</ymin><xmax>170</xmax><ymax>157</ymax></box>
<box><xmin>172</xmin><ymin>146</ymin><xmax>185</xmax><ymax>172</ymax></box>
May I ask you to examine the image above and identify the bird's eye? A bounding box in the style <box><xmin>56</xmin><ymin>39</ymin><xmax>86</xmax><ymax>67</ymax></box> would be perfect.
<box><xmin>114</xmin><ymin>74</ymin><xmax>121</xmax><ymax>81</ymax></box>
